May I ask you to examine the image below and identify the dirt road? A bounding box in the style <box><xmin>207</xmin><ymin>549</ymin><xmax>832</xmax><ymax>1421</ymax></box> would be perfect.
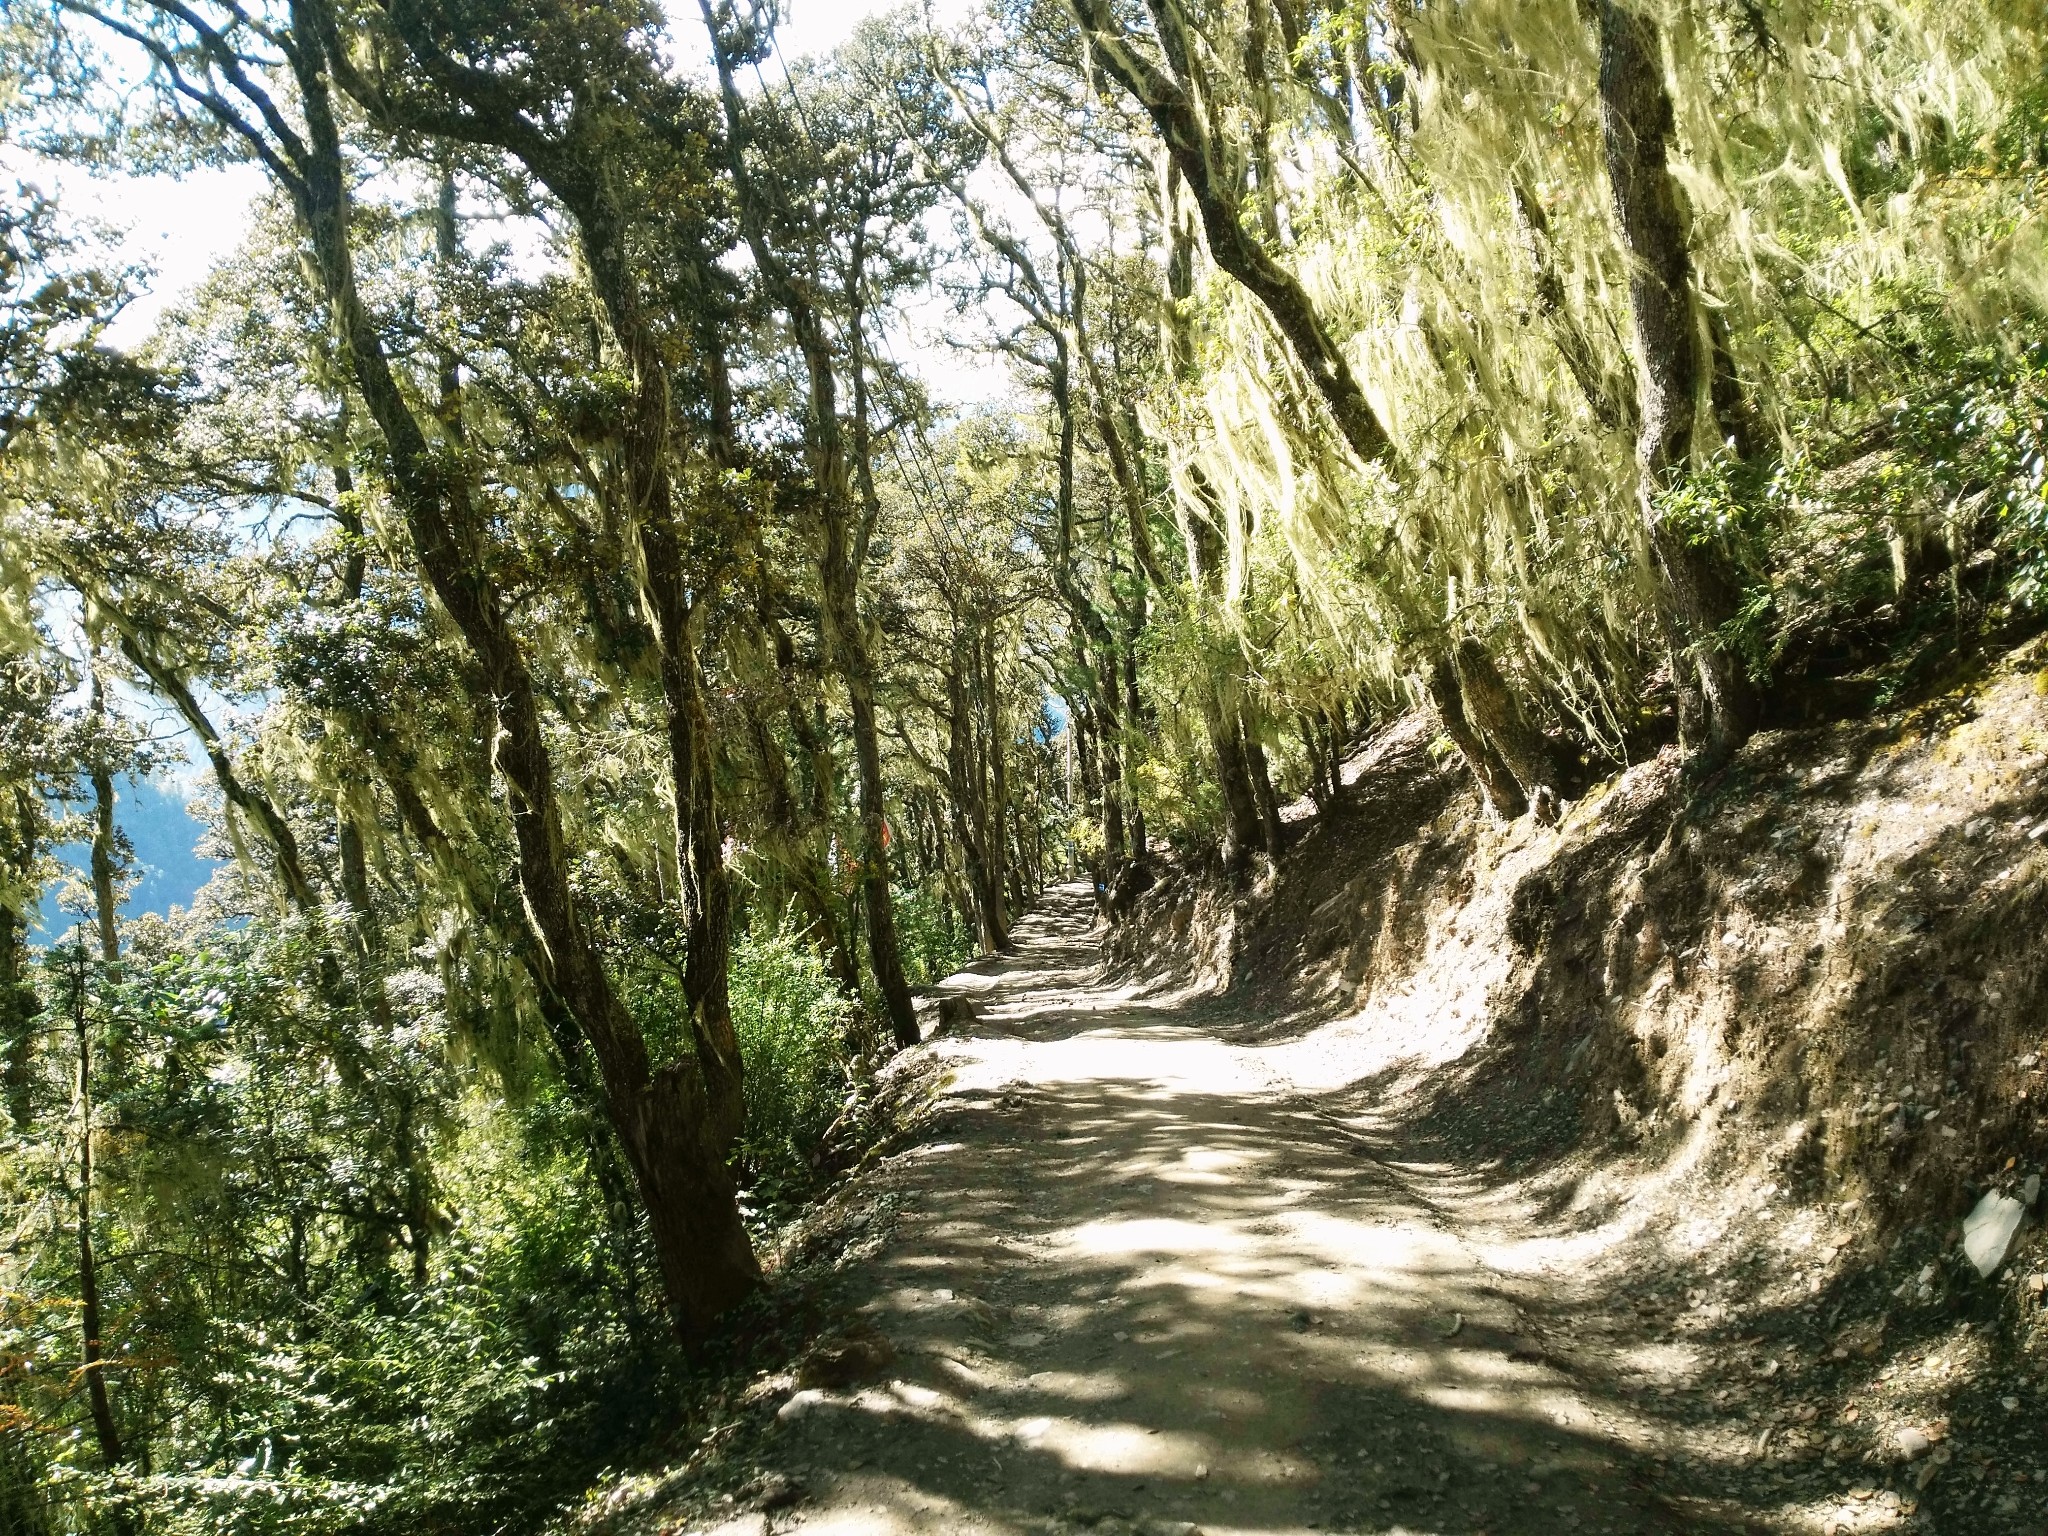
<box><xmin>707</xmin><ymin>881</ymin><xmax>1772</xmax><ymax>1536</ymax></box>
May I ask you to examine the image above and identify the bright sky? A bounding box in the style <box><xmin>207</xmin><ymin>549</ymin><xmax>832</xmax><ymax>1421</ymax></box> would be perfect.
<box><xmin>750</xmin><ymin>0</ymin><xmax>960</xmax><ymax>59</ymax></box>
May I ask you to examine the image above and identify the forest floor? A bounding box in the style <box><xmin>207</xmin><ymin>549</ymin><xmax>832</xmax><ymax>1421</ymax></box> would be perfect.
<box><xmin>630</xmin><ymin>882</ymin><xmax>2004</xmax><ymax>1536</ymax></box>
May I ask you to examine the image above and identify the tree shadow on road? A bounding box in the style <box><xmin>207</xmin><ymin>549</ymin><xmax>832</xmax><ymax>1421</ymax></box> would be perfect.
<box><xmin>769</xmin><ymin>1053</ymin><xmax>1773</xmax><ymax>1535</ymax></box>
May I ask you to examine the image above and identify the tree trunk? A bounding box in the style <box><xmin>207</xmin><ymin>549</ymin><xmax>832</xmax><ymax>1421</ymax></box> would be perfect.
<box><xmin>1453</xmin><ymin>640</ymin><xmax>1559</xmax><ymax>820</ymax></box>
<box><xmin>1301</xmin><ymin>708</ymin><xmax>1347</xmax><ymax>809</ymax></box>
<box><xmin>1121</xmin><ymin>641</ymin><xmax>1148</xmax><ymax>879</ymax></box>
<box><xmin>1299</xmin><ymin>714</ymin><xmax>1329</xmax><ymax>810</ymax></box>
<box><xmin>1045</xmin><ymin>322</ymin><xmax>1128</xmax><ymax>898</ymax></box>
<box><xmin>2</xmin><ymin>789</ymin><xmax>30</xmax><ymax>1133</ymax></box>
<box><xmin>1203</xmin><ymin>687</ymin><xmax>1265</xmax><ymax>877</ymax></box>
<box><xmin>286</xmin><ymin>22</ymin><xmax>759</xmax><ymax>1339</ymax></box>
<box><xmin>769</xmin><ymin>653</ymin><xmax>856</xmax><ymax>969</ymax></box>
<box><xmin>1071</xmin><ymin>0</ymin><xmax>1393</xmax><ymax>467</ymax></box>
<box><xmin>1595</xmin><ymin>0</ymin><xmax>1755</xmax><ymax>760</ymax></box>
<box><xmin>982</xmin><ymin>624</ymin><xmax>1012</xmax><ymax>937</ymax></box>
<box><xmin>847</xmin><ymin>662</ymin><xmax>919</xmax><ymax>1046</ymax></box>
<box><xmin>703</xmin><ymin>22</ymin><xmax>918</xmax><ymax>1048</ymax></box>
<box><xmin>545</xmin><ymin>300</ymin><xmax>759</xmax><ymax>1332</ymax></box>
<box><xmin>843</xmin><ymin>305</ymin><xmax>921</xmax><ymax>1048</ymax></box>
<box><xmin>394</xmin><ymin>1097</ymin><xmax>431</xmax><ymax>1286</ymax></box>
<box><xmin>929</xmin><ymin>792</ymin><xmax>972</xmax><ymax>948</ymax></box>
<box><xmin>1243</xmin><ymin>722</ymin><xmax>1285</xmax><ymax>859</ymax></box>
<box><xmin>1071</xmin><ymin>700</ymin><xmax>1107</xmax><ymax>899</ymax></box>
<box><xmin>1330</xmin><ymin>702</ymin><xmax>1354</xmax><ymax>791</ymax></box>
<box><xmin>1156</xmin><ymin>152</ymin><xmax>1271</xmax><ymax>875</ymax></box>
<box><xmin>72</xmin><ymin>952</ymin><xmax>125</xmax><ymax>1471</ymax></box>
<box><xmin>321</xmin><ymin>0</ymin><xmax>765</xmax><ymax>1327</ymax></box>
<box><xmin>1010</xmin><ymin>787</ymin><xmax>1038</xmax><ymax>906</ymax></box>
<box><xmin>335</xmin><ymin>789</ymin><xmax>437</xmax><ymax>1284</ymax></box>
<box><xmin>743</xmin><ymin>696</ymin><xmax>857</xmax><ymax>991</ymax></box>
<box><xmin>109</xmin><ymin>629</ymin><xmax>317</xmax><ymax>913</ymax></box>
<box><xmin>88</xmin><ymin>764</ymin><xmax>119</xmax><ymax>969</ymax></box>
<box><xmin>1094</xmin><ymin>685</ymin><xmax>1127</xmax><ymax>883</ymax></box>
<box><xmin>1173</xmin><ymin>485</ymin><xmax>1262</xmax><ymax>872</ymax></box>
<box><xmin>1427</xmin><ymin>656</ymin><xmax>1527</xmax><ymax>819</ymax></box>
<box><xmin>947</xmin><ymin>645</ymin><xmax>1008</xmax><ymax>953</ymax></box>
<box><xmin>1</xmin><ymin>895</ymin><xmax>30</xmax><ymax>1133</ymax></box>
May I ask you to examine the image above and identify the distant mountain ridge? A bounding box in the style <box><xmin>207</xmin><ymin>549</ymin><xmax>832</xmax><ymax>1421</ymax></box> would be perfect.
<box><xmin>33</xmin><ymin>774</ymin><xmax>218</xmax><ymax>944</ymax></box>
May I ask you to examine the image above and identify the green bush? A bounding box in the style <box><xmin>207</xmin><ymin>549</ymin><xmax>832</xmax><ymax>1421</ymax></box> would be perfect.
<box><xmin>0</xmin><ymin>923</ymin><xmax>675</xmax><ymax>1536</ymax></box>
<box><xmin>0</xmin><ymin>1425</ymin><xmax>56</xmax><ymax>1535</ymax></box>
<box><xmin>891</xmin><ymin>882</ymin><xmax>972</xmax><ymax>986</ymax></box>
<box><xmin>728</xmin><ymin>924</ymin><xmax>859</xmax><ymax>1201</ymax></box>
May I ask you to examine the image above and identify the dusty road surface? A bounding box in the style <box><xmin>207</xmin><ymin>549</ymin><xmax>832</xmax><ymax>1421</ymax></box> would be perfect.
<box><xmin>734</xmin><ymin>884</ymin><xmax>1754</xmax><ymax>1536</ymax></box>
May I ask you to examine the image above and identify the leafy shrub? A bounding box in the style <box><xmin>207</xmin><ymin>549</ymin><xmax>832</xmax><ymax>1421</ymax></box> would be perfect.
<box><xmin>0</xmin><ymin>922</ymin><xmax>678</xmax><ymax>1536</ymax></box>
<box><xmin>0</xmin><ymin>1422</ymin><xmax>56</xmax><ymax>1535</ymax></box>
<box><xmin>83</xmin><ymin>1101</ymin><xmax>670</xmax><ymax>1536</ymax></box>
<box><xmin>1973</xmin><ymin>348</ymin><xmax>2048</xmax><ymax>608</ymax></box>
<box><xmin>891</xmin><ymin>881</ymin><xmax>972</xmax><ymax>986</ymax></box>
<box><xmin>728</xmin><ymin>923</ymin><xmax>859</xmax><ymax>1201</ymax></box>
<box><xmin>1683</xmin><ymin>333</ymin><xmax>2048</xmax><ymax>702</ymax></box>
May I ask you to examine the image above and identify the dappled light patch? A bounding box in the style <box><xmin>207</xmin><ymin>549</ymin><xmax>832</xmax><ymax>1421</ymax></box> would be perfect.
<box><xmin>730</xmin><ymin>889</ymin><xmax>1748</xmax><ymax>1534</ymax></box>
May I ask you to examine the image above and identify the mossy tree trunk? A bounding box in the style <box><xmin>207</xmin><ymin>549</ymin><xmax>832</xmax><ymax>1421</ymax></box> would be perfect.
<box><xmin>1427</xmin><ymin>656</ymin><xmax>1527</xmax><ymax>820</ymax></box>
<box><xmin>1595</xmin><ymin>0</ymin><xmax>1757</xmax><ymax>762</ymax></box>
<box><xmin>290</xmin><ymin>7</ymin><xmax>761</xmax><ymax>1339</ymax></box>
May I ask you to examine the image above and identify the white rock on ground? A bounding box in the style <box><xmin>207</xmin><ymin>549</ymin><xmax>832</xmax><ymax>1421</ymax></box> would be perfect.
<box><xmin>1961</xmin><ymin>1191</ymin><xmax>2027</xmax><ymax>1277</ymax></box>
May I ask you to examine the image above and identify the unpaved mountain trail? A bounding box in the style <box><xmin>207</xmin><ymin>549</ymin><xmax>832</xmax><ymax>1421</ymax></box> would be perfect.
<box><xmin>736</xmin><ymin>883</ymin><xmax>1746</xmax><ymax>1536</ymax></box>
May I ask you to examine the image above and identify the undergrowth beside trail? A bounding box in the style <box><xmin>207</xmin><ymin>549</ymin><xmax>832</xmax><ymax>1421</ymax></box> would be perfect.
<box><xmin>1</xmin><ymin>919</ymin><xmax>942</xmax><ymax>1536</ymax></box>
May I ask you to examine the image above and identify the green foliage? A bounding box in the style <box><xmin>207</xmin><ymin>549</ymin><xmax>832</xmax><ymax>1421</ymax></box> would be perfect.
<box><xmin>891</xmin><ymin>882</ymin><xmax>971</xmax><ymax>988</ymax></box>
<box><xmin>5</xmin><ymin>0</ymin><xmax>2045</xmax><ymax>1527</ymax></box>
<box><xmin>728</xmin><ymin>923</ymin><xmax>860</xmax><ymax>1203</ymax></box>
<box><xmin>0</xmin><ymin>1422</ymin><xmax>57</xmax><ymax>1536</ymax></box>
<box><xmin>1667</xmin><ymin>332</ymin><xmax>2048</xmax><ymax>704</ymax></box>
<box><xmin>1654</xmin><ymin>456</ymin><xmax>1772</xmax><ymax>551</ymax></box>
<box><xmin>1927</xmin><ymin>342</ymin><xmax>2048</xmax><ymax>608</ymax></box>
<box><xmin>2</xmin><ymin>923</ymin><xmax>671</xmax><ymax>1536</ymax></box>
